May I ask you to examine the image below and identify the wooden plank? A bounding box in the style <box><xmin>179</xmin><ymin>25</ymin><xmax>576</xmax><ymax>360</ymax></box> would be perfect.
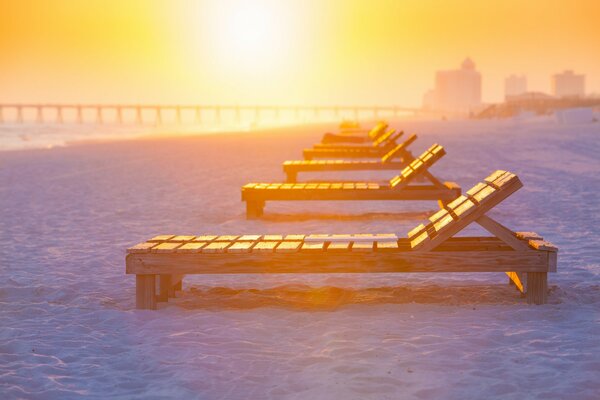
<box><xmin>412</xmin><ymin>172</ymin><xmax>523</xmax><ymax>251</ymax></box>
<box><xmin>148</xmin><ymin>235</ymin><xmax>175</xmax><ymax>242</ymax></box>
<box><xmin>327</xmin><ymin>241</ymin><xmax>351</xmax><ymax>251</ymax></box>
<box><xmin>263</xmin><ymin>235</ymin><xmax>283</xmax><ymax>241</ymax></box>
<box><xmin>352</xmin><ymin>241</ymin><xmax>374</xmax><ymax>252</ymax></box>
<box><xmin>476</xmin><ymin>215</ymin><xmax>530</xmax><ymax>251</ymax></box>
<box><xmin>194</xmin><ymin>235</ymin><xmax>217</xmax><ymax>242</ymax></box>
<box><xmin>301</xmin><ymin>241</ymin><xmax>326</xmax><ymax>251</ymax></box>
<box><xmin>284</xmin><ymin>234</ymin><xmax>306</xmax><ymax>241</ymax></box>
<box><xmin>136</xmin><ymin>275</ymin><xmax>156</xmax><ymax>310</ymax></box>
<box><xmin>170</xmin><ymin>235</ymin><xmax>195</xmax><ymax>242</ymax></box>
<box><xmin>516</xmin><ymin>232</ymin><xmax>543</xmax><ymax>241</ymax></box>
<box><xmin>453</xmin><ymin>198</ymin><xmax>476</xmax><ymax>218</ymax></box>
<box><xmin>506</xmin><ymin>271</ymin><xmax>525</xmax><ymax>293</ymax></box>
<box><xmin>201</xmin><ymin>241</ymin><xmax>232</xmax><ymax>253</ymax></box>
<box><xmin>127</xmin><ymin>242</ymin><xmax>157</xmax><ymax>254</ymax></box>
<box><xmin>252</xmin><ymin>241</ymin><xmax>279</xmax><ymax>252</ymax></box>
<box><xmin>526</xmin><ymin>272</ymin><xmax>548</xmax><ymax>305</ymax></box>
<box><xmin>528</xmin><ymin>240</ymin><xmax>558</xmax><ymax>252</ymax></box>
<box><xmin>152</xmin><ymin>242</ymin><xmax>181</xmax><ymax>253</ymax></box>
<box><xmin>238</xmin><ymin>235</ymin><xmax>262</xmax><ymax>241</ymax></box>
<box><xmin>407</xmin><ymin>224</ymin><xmax>427</xmax><ymax>239</ymax></box>
<box><xmin>227</xmin><ymin>241</ymin><xmax>254</xmax><ymax>253</ymax></box>
<box><xmin>126</xmin><ymin>250</ymin><xmax>550</xmax><ymax>275</ymax></box>
<box><xmin>275</xmin><ymin>241</ymin><xmax>302</xmax><ymax>253</ymax></box>
<box><xmin>376</xmin><ymin>241</ymin><xmax>399</xmax><ymax>251</ymax></box>
<box><xmin>176</xmin><ymin>242</ymin><xmax>207</xmax><ymax>253</ymax></box>
<box><xmin>305</xmin><ymin>233</ymin><xmax>398</xmax><ymax>242</ymax></box>
<box><xmin>215</xmin><ymin>235</ymin><xmax>239</xmax><ymax>241</ymax></box>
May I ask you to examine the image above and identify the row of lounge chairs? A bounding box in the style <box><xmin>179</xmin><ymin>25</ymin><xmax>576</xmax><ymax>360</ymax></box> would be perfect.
<box><xmin>125</xmin><ymin>122</ymin><xmax>558</xmax><ymax>309</ymax></box>
<box><xmin>242</xmin><ymin>122</ymin><xmax>461</xmax><ymax>218</ymax></box>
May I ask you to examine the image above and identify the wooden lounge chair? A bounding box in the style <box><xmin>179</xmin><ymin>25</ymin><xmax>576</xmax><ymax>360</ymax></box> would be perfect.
<box><xmin>313</xmin><ymin>129</ymin><xmax>401</xmax><ymax>150</ymax></box>
<box><xmin>302</xmin><ymin>132</ymin><xmax>404</xmax><ymax>160</ymax></box>
<box><xmin>242</xmin><ymin>143</ymin><xmax>461</xmax><ymax>218</ymax></box>
<box><xmin>283</xmin><ymin>133</ymin><xmax>418</xmax><ymax>183</ymax></box>
<box><xmin>321</xmin><ymin>121</ymin><xmax>388</xmax><ymax>144</ymax></box>
<box><xmin>126</xmin><ymin>170</ymin><xmax>557</xmax><ymax>310</ymax></box>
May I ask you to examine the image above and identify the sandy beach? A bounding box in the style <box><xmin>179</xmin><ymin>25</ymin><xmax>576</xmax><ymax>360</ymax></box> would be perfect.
<box><xmin>1</xmin><ymin>117</ymin><xmax>600</xmax><ymax>399</ymax></box>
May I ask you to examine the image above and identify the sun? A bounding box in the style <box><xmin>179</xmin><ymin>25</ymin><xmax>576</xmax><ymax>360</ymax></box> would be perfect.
<box><xmin>205</xmin><ymin>0</ymin><xmax>291</xmax><ymax>71</ymax></box>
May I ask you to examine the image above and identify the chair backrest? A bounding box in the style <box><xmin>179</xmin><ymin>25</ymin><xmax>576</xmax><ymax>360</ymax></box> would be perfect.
<box><xmin>388</xmin><ymin>144</ymin><xmax>445</xmax><ymax>188</ymax></box>
<box><xmin>380</xmin><ymin>133</ymin><xmax>417</xmax><ymax>163</ymax></box>
<box><xmin>367</xmin><ymin>122</ymin><xmax>389</xmax><ymax>140</ymax></box>
<box><xmin>372</xmin><ymin>129</ymin><xmax>398</xmax><ymax>147</ymax></box>
<box><xmin>407</xmin><ymin>170</ymin><xmax>523</xmax><ymax>251</ymax></box>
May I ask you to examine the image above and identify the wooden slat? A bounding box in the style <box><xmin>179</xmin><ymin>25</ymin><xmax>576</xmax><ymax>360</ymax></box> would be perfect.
<box><xmin>301</xmin><ymin>242</ymin><xmax>326</xmax><ymax>251</ymax></box>
<box><xmin>407</xmin><ymin>224</ymin><xmax>427</xmax><ymax>239</ymax></box>
<box><xmin>528</xmin><ymin>240</ymin><xmax>558</xmax><ymax>252</ymax></box>
<box><xmin>516</xmin><ymin>232</ymin><xmax>543</xmax><ymax>241</ymax></box>
<box><xmin>411</xmin><ymin>170</ymin><xmax>523</xmax><ymax>251</ymax></box>
<box><xmin>215</xmin><ymin>235</ymin><xmax>239</xmax><ymax>241</ymax></box>
<box><xmin>227</xmin><ymin>241</ymin><xmax>254</xmax><ymax>253</ymax></box>
<box><xmin>238</xmin><ymin>235</ymin><xmax>262</xmax><ymax>241</ymax></box>
<box><xmin>305</xmin><ymin>233</ymin><xmax>398</xmax><ymax>242</ymax></box>
<box><xmin>327</xmin><ymin>242</ymin><xmax>351</xmax><ymax>251</ymax></box>
<box><xmin>284</xmin><ymin>234</ymin><xmax>306</xmax><ymax>241</ymax></box>
<box><xmin>252</xmin><ymin>241</ymin><xmax>279</xmax><ymax>252</ymax></box>
<box><xmin>170</xmin><ymin>235</ymin><xmax>195</xmax><ymax>242</ymax></box>
<box><xmin>453</xmin><ymin>198</ymin><xmax>476</xmax><ymax>218</ymax></box>
<box><xmin>376</xmin><ymin>241</ymin><xmax>399</xmax><ymax>251</ymax></box>
<box><xmin>148</xmin><ymin>235</ymin><xmax>175</xmax><ymax>242</ymax></box>
<box><xmin>201</xmin><ymin>241</ymin><xmax>232</xmax><ymax>253</ymax></box>
<box><xmin>275</xmin><ymin>241</ymin><xmax>302</xmax><ymax>253</ymax></box>
<box><xmin>152</xmin><ymin>242</ymin><xmax>181</xmax><ymax>253</ymax></box>
<box><xmin>176</xmin><ymin>242</ymin><xmax>207</xmax><ymax>253</ymax></box>
<box><xmin>127</xmin><ymin>242</ymin><xmax>157</xmax><ymax>254</ymax></box>
<box><xmin>263</xmin><ymin>235</ymin><xmax>283</xmax><ymax>241</ymax></box>
<box><xmin>352</xmin><ymin>242</ymin><xmax>374</xmax><ymax>252</ymax></box>
<box><xmin>194</xmin><ymin>235</ymin><xmax>217</xmax><ymax>242</ymax></box>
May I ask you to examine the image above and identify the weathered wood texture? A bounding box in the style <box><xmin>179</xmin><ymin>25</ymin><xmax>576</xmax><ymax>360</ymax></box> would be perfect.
<box><xmin>283</xmin><ymin>134</ymin><xmax>418</xmax><ymax>182</ymax></box>
<box><xmin>313</xmin><ymin>129</ymin><xmax>401</xmax><ymax>149</ymax></box>
<box><xmin>135</xmin><ymin>275</ymin><xmax>156</xmax><ymax>310</ymax></box>
<box><xmin>243</xmin><ymin>144</ymin><xmax>460</xmax><ymax>218</ymax></box>
<box><xmin>321</xmin><ymin>122</ymin><xmax>387</xmax><ymax>144</ymax></box>
<box><xmin>128</xmin><ymin>170</ymin><xmax>558</xmax><ymax>308</ymax></box>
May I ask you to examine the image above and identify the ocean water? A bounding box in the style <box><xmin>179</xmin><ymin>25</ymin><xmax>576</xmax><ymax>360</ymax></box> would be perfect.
<box><xmin>0</xmin><ymin>122</ymin><xmax>262</xmax><ymax>152</ymax></box>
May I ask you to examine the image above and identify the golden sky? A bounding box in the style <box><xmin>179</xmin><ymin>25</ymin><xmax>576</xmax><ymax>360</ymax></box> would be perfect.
<box><xmin>1</xmin><ymin>0</ymin><xmax>599</xmax><ymax>106</ymax></box>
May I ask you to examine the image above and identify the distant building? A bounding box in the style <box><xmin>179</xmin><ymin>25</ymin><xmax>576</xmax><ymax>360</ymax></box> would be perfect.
<box><xmin>422</xmin><ymin>58</ymin><xmax>482</xmax><ymax>113</ymax></box>
<box><xmin>551</xmin><ymin>70</ymin><xmax>585</xmax><ymax>98</ymax></box>
<box><xmin>504</xmin><ymin>75</ymin><xmax>527</xmax><ymax>100</ymax></box>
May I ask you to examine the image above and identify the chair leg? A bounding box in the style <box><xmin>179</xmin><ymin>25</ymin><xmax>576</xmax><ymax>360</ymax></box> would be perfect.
<box><xmin>286</xmin><ymin>171</ymin><xmax>297</xmax><ymax>183</ymax></box>
<box><xmin>526</xmin><ymin>272</ymin><xmax>548</xmax><ymax>305</ymax></box>
<box><xmin>246</xmin><ymin>201</ymin><xmax>264</xmax><ymax>219</ymax></box>
<box><xmin>157</xmin><ymin>275</ymin><xmax>171</xmax><ymax>302</ymax></box>
<box><xmin>136</xmin><ymin>275</ymin><xmax>156</xmax><ymax>310</ymax></box>
<box><xmin>169</xmin><ymin>274</ymin><xmax>184</xmax><ymax>297</ymax></box>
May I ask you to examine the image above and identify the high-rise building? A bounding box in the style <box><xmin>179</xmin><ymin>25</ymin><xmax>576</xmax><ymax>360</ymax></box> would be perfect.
<box><xmin>422</xmin><ymin>58</ymin><xmax>482</xmax><ymax>113</ymax></box>
<box><xmin>551</xmin><ymin>70</ymin><xmax>585</xmax><ymax>98</ymax></box>
<box><xmin>504</xmin><ymin>75</ymin><xmax>527</xmax><ymax>100</ymax></box>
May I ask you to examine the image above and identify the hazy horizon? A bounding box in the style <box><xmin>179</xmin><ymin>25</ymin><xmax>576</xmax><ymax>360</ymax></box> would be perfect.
<box><xmin>2</xmin><ymin>0</ymin><xmax>600</xmax><ymax>106</ymax></box>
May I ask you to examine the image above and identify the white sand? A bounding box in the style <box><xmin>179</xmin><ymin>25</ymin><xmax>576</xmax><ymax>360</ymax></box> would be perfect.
<box><xmin>1</xmin><ymin>118</ymin><xmax>599</xmax><ymax>399</ymax></box>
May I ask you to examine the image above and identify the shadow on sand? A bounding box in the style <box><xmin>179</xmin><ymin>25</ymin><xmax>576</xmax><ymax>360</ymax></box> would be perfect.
<box><xmin>166</xmin><ymin>284</ymin><xmax>562</xmax><ymax>311</ymax></box>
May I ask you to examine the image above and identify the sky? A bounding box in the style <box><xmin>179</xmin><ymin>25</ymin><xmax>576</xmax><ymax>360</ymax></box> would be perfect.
<box><xmin>1</xmin><ymin>0</ymin><xmax>599</xmax><ymax>107</ymax></box>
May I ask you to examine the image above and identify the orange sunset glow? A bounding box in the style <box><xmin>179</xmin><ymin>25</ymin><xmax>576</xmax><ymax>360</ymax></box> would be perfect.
<box><xmin>2</xmin><ymin>1</ymin><xmax>600</xmax><ymax>399</ymax></box>
<box><xmin>2</xmin><ymin>0</ymin><xmax>600</xmax><ymax>106</ymax></box>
